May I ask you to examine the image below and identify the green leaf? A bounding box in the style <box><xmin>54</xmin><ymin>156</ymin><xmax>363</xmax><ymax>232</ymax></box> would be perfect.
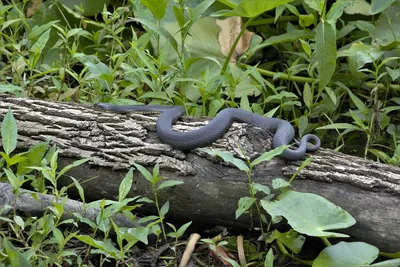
<box><xmin>201</xmin><ymin>149</ymin><xmax>249</xmax><ymax>172</ymax></box>
<box><xmin>75</xmin><ymin>235</ymin><xmax>119</xmax><ymax>258</ymax></box>
<box><xmin>336</xmin><ymin>82</ymin><xmax>368</xmax><ymax>113</ymax></box>
<box><xmin>313</xmin><ymin>242</ymin><xmax>379</xmax><ymax>267</ymax></box>
<box><xmin>13</xmin><ymin>215</ymin><xmax>25</xmax><ymax>229</ymax></box>
<box><xmin>140</xmin><ymin>0</ymin><xmax>168</xmax><ymax>21</ymax></box>
<box><xmin>264</xmin><ymin>248</ymin><xmax>274</xmax><ymax>267</ymax></box>
<box><xmin>134</xmin><ymin>18</ymin><xmax>179</xmax><ymax>54</ymax></box>
<box><xmin>262</xmin><ymin>190</ymin><xmax>355</xmax><ymax>237</ymax></box>
<box><xmin>4</xmin><ymin>168</ymin><xmax>21</xmax><ymax>191</ymax></box>
<box><xmin>235</xmin><ymin>197</ymin><xmax>256</xmax><ymax>219</ymax></box>
<box><xmin>70</xmin><ymin>177</ymin><xmax>85</xmax><ymax>203</ymax></box>
<box><xmin>58</xmin><ymin>157</ymin><xmax>93</xmax><ymax>179</ymax></box>
<box><xmin>337</xmin><ymin>42</ymin><xmax>384</xmax><ymax>70</ymax></box>
<box><xmin>251</xmin><ymin>146</ymin><xmax>287</xmax><ymax>166</ymax></box>
<box><xmin>316</xmin><ymin>19</ymin><xmax>337</xmax><ymax>92</ymax></box>
<box><xmin>176</xmin><ymin>221</ymin><xmax>192</xmax><ymax>238</ymax></box>
<box><xmin>212</xmin><ymin>0</ymin><xmax>294</xmax><ymax>17</ymax></box>
<box><xmin>303</xmin><ymin>83</ymin><xmax>312</xmax><ymax>109</ymax></box>
<box><xmin>270</xmin><ymin>229</ymin><xmax>305</xmax><ymax>254</ymax></box>
<box><xmin>371</xmin><ymin>259</ymin><xmax>400</xmax><ymax>267</ymax></box>
<box><xmin>1</xmin><ymin>109</ymin><xmax>17</xmax><ymax>156</ymax></box>
<box><xmin>298</xmin><ymin>115</ymin><xmax>308</xmax><ymax>138</ymax></box>
<box><xmin>326</xmin><ymin>0</ymin><xmax>352</xmax><ymax>23</ymax></box>
<box><xmin>30</xmin><ymin>28</ymin><xmax>51</xmax><ymax>55</ymax></box>
<box><xmin>0</xmin><ymin>84</ymin><xmax>24</xmax><ymax>95</ymax></box>
<box><xmin>119</xmin><ymin>168</ymin><xmax>133</xmax><ymax>201</ymax></box>
<box><xmin>272</xmin><ymin>178</ymin><xmax>290</xmax><ymax>189</ymax></box>
<box><xmin>370</xmin><ymin>0</ymin><xmax>395</xmax><ymax>15</ymax></box>
<box><xmin>123</xmin><ymin>227</ymin><xmax>149</xmax><ymax>245</ymax></box>
<box><xmin>252</xmin><ymin>183</ymin><xmax>270</xmax><ymax>195</ymax></box>
<box><xmin>316</xmin><ymin>123</ymin><xmax>362</xmax><ymax>131</ymax></box>
<box><xmin>160</xmin><ymin>201</ymin><xmax>170</xmax><ymax>217</ymax></box>
<box><xmin>157</xmin><ymin>180</ymin><xmax>184</xmax><ymax>190</ymax></box>
<box><xmin>17</xmin><ymin>142</ymin><xmax>48</xmax><ymax>175</ymax></box>
<box><xmin>370</xmin><ymin>0</ymin><xmax>400</xmax><ymax>47</ymax></box>
<box><xmin>2</xmin><ymin>237</ymin><xmax>32</xmax><ymax>267</ymax></box>
<box><xmin>133</xmin><ymin>162</ymin><xmax>153</xmax><ymax>182</ymax></box>
<box><xmin>304</xmin><ymin>0</ymin><xmax>325</xmax><ymax>14</ymax></box>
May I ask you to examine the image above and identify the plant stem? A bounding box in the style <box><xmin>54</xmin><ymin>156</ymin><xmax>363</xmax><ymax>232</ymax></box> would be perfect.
<box><xmin>321</xmin><ymin>237</ymin><xmax>331</xmax><ymax>246</ymax></box>
<box><xmin>241</xmin><ymin>63</ymin><xmax>400</xmax><ymax>91</ymax></box>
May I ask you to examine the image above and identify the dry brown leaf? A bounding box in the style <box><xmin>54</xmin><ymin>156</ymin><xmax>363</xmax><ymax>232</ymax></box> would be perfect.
<box><xmin>26</xmin><ymin>0</ymin><xmax>43</xmax><ymax>18</ymax></box>
<box><xmin>216</xmin><ymin>17</ymin><xmax>255</xmax><ymax>63</ymax></box>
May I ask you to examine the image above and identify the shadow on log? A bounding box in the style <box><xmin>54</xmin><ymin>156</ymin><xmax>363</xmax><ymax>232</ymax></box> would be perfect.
<box><xmin>0</xmin><ymin>95</ymin><xmax>399</xmax><ymax>252</ymax></box>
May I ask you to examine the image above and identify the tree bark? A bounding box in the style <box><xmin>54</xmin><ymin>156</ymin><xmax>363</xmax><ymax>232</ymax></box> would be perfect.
<box><xmin>0</xmin><ymin>95</ymin><xmax>399</xmax><ymax>252</ymax></box>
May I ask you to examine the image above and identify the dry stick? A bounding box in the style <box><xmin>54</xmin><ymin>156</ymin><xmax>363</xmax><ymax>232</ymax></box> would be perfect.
<box><xmin>179</xmin><ymin>233</ymin><xmax>201</xmax><ymax>267</ymax></box>
<box><xmin>237</xmin><ymin>235</ymin><xmax>246</xmax><ymax>267</ymax></box>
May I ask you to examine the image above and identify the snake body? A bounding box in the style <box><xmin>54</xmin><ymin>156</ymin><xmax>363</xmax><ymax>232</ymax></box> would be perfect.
<box><xmin>96</xmin><ymin>103</ymin><xmax>320</xmax><ymax>160</ymax></box>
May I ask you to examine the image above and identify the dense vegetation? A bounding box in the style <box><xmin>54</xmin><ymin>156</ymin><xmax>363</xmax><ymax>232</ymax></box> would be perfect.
<box><xmin>0</xmin><ymin>0</ymin><xmax>400</xmax><ymax>266</ymax></box>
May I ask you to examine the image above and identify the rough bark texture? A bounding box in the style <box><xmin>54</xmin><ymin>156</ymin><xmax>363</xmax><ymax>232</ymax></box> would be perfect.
<box><xmin>0</xmin><ymin>95</ymin><xmax>399</xmax><ymax>252</ymax></box>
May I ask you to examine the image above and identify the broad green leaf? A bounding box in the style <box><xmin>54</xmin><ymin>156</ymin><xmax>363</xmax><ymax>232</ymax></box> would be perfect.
<box><xmin>337</xmin><ymin>42</ymin><xmax>384</xmax><ymax>70</ymax></box>
<box><xmin>326</xmin><ymin>0</ymin><xmax>352</xmax><ymax>23</ymax></box>
<box><xmin>212</xmin><ymin>0</ymin><xmax>293</xmax><ymax>17</ymax></box>
<box><xmin>370</xmin><ymin>0</ymin><xmax>400</xmax><ymax>47</ymax></box>
<box><xmin>235</xmin><ymin>197</ymin><xmax>256</xmax><ymax>219</ymax></box>
<box><xmin>272</xmin><ymin>178</ymin><xmax>290</xmax><ymax>189</ymax></box>
<box><xmin>201</xmin><ymin>149</ymin><xmax>249</xmax><ymax>172</ymax></box>
<box><xmin>134</xmin><ymin>18</ymin><xmax>178</xmax><ymax>54</ymax></box>
<box><xmin>264</xmin><ymin>248</ymin><xmax>274</xmax><ymax>267</ymax></box>
<box><xmin>157</xmin><ymin>180</ymin><xmax>184</xmax><ymax>190</ymax></box>
<box><xmin>251</xmin><ymin>146</ymin><xmax>287</xmax><ymax>166</ymax></box>
<box><xmin>313</xmin><ymin>242</ymin><xmax>379</xmax><ymax>267</ymax></box>
<box><xmin>316</xmin><ymin>19</ymin><xmax>337</xmax><ymax>92</ymax></box>
<box><xmin>2</xmin><ymin>237</ymin><xmax>32</xmax><ymax>267</ymax></box>
<box><xmin>119</xmin><ymin>168</ymin><xmax>133</xmax><ymax>201</ymax></box>
<box><xmin>344</xmin><ymin>0</ymin><xmax>370</xmax><ymax>15</ymax></box>
<box><xmin>370</xmin><ymin>0</ymin><xmax>395</xmax><ymax>15</ymax></box>
<box><xmin>124</xmin><ymin>227</ymin><xmax>149</xmax><ymax>245</ymax></box>
<box><xmin>17</xmin><ymin>142</ymin><xmax>48</xmax><ymax>175</ymax></box>
<box><xmin>304</xmin><ymin>0</ymin><xmax>325</xmax><ymax>14</ymax></box>
<box><xmin>1</xmin><ymin>109</ymin><xmax>17</xmax><ymax>156</ymax></box>
<box><xmin>140</xmin><ymin>0</ymin><xmax>168</xmax><ymax>21</ymax></box>
<box><xmin>261</xmin><ymin>190</ymin><xmax>356</xmax><ymax>237</ymax></box>
<box><xmin>252</xmin><ymin>183</ymin><xmax>270</xmax><ymax>195</ymax></box>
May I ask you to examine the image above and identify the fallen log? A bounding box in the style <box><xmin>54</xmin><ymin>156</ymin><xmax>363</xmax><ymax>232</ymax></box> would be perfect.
<box><xmin>0</xmin><ymin>95</ymin><xmax>399</xmax><ymax>252</ymax></box>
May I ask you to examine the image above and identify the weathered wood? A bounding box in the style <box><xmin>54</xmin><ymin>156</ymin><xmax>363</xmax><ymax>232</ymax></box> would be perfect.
<box><xmin>0</xmin><ymin>95</ymin><xmax>399</xmax><ymax>252</ymax></box>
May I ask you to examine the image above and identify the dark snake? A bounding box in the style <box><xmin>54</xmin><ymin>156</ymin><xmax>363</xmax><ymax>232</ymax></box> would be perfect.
<box><xmin>95</xmin><ymin>103</ymin><xmax>321</xmax><ymax>160</ymax></box>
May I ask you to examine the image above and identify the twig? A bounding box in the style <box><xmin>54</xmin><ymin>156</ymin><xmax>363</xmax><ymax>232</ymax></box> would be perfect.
<box><xmin>179</xmin><ymin>233</ymin><xmax>201</xmax><ymax>267</ymax></box>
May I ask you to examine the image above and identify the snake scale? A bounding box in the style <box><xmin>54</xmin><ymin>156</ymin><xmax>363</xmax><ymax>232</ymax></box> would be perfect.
<box><xmin>95</xmin><ymin>103</ymin><xmax>321</xmax><ymax>160</ymax></box>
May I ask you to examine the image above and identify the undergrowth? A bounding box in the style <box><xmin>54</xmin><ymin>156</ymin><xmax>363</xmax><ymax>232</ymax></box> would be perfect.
<box><xmin>0</xmin><ymin>0</ymin><xmax>400</xmax><ymax>266</ymax></box>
